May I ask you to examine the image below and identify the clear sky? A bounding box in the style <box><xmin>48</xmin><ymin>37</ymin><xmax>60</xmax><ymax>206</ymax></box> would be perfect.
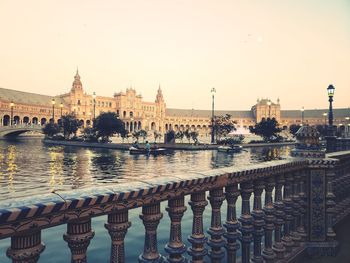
<box><xmin>0</xmin><ymin>0</ymin><xmax>349</xmax><ymax>110</ymax></box>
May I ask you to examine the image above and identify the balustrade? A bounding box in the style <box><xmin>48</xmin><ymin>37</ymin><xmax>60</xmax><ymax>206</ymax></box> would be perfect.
<box><xmin>1</xmin><ymin>151</ymin><xmax>350</xmax><ymax>263</ymax></box>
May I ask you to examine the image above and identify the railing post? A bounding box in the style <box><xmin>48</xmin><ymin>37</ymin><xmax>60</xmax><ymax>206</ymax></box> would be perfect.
<box><xmin>139</xmin><ymin>203</ymin><xmax>164</xmax><ymax>263</ymax></box>
<box><xmin>239</xmin><ymin>181</ymin><xmax>254</xmax><ymax>263</ymax></box>
<box><xmin>291</xmin><ymin>172</ymin><xmax>302</xmax><ymax>248</ymax></box>
<box><xmin>273</xmin><ymin>174</ymin><xmax>286</xmax><ymax>259</ymax></box>
<box><xmin>207</xmin><ymin>188</ymin><xmax>226</xmax><ymax>263</ymax></box>
<box><xmin>224</xmin><ymin>184</ymin><xmax>240</xmax><ymax>263</ymax></box>
<box><xmin>105</xmin><ymin>210</ymin><xmax>131</xmax><ymax>263</ymax></box>
<box><xmin>282</xmin><ymin>173</ymin><xmax>294</xmax><ymax>254</ymax></box>
<box><xmin>297</xmin><ymin>170</ymin><xmax>307</xmax><ymax>241</ymax></box>
<box><xmin>165</xmin><ymin>196</ymin><xmax>187</xmax><ymax>263</ymax></box>
<box><xmin>326</xmin><ymin>168</ymin><xmax>337</xmax><ymax>242</ymax></box>
<box><xmin>63</xmin><ymin>218</ymin><xmax>95</xmax><ymax>263</ymax></box>
<box><xmin>188</xmin><ymin>192</ymin><xmax>208</xmax><ymax>263</ymax></box>
<box><xmin>7</xmin><ymin>230</ymin><xmax>45</xmax><ymax>263</ymax></box>
<box><xmin>262</xmin><ymin>176</ymin><xmax>276</xmax><ymax>262</ymax></box>
<box><xmin>251</xmin><ymin>179</ymin><xmax>265</xmax><ymax>263</ymax></box>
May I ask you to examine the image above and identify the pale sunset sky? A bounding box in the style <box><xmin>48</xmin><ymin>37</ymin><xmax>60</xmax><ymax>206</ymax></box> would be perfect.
<box><xmin>0</xmin><ymin>0</ymin><xmax>349</xmax><ymax>110</ymax></box>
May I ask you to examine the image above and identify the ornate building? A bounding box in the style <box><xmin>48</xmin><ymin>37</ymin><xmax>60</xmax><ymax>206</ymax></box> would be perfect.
<box><xmin>0</xmin><ymin>71</ymin><xmax>349</xmax><ymax>134</ymax></box>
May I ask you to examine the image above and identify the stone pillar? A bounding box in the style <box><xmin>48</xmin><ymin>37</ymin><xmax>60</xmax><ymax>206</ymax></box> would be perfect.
<box><xmin>139</xmin><ymin>203</ymin><xmax>164</xmax><ymax>263</ymax></box>
<box><xmin>7</xmin><ymin>230</ymin><xmax>45</xmax><ymax>263</ymax></box>
<box><xmin>105</xmin><ymin>210</ymin><xmax>131</xmax><ymax>263</ymax></box>
<box><xmin>291</xmin><ymin>172</ymin><xmax>302</xmax><ymax>247</ymax></box>
<box><xmin>223</xmin><ymin>184</ymin><xmax>240</xmax><ymax>263</ymax></box>
<box><xmin>207</xmin><ymin>188</ymin><xmax>226</xmax><ymax>263</ymax></box>
<box><xmin>63</xmin><ymin>218</ymin><xmax>95</xmax><ymax>263</ymax></box>
<box><xmin>165</xmin><ymin>196</ymin><xmax>187</xmax><ymax>263</ymax></box>
<box><xmin>273</xmin><ymin>174</ymin><xmax>286</xmax><ymax>259</ymax></box>
<box><xmin>188</xmin><ymin>192</ymin><xmax>208</xmax><ymax>263</ymax></box>
<box><xmin>262</xmin><ymin>176</ymin><xmax>276</xmax><ymax>262</ymax></box>
<box><xmin>297</xmin><ymin>170</ymin><xmax>307</xmax><ymax>241</ymax></box>
<box><xmin>239</xmin><ymin>181</ymin><xmax>254</xmax><ymax>263</ymax></box>
<box><xmin>251</xmin><ymin>179</ymin><xmax>265</xmax><ymax>263</ymax></box>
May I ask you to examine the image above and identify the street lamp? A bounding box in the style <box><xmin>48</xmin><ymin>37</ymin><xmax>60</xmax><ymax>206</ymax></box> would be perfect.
<box><xmin>211</xmin><ymin>87</ymin><xmax>216</xmax><ymax>144</ymax></box>
<box><xmin>327</xmin><ymin>84</ymin><xmax>335</xmax><ymax>127</ymax></box>
<box><xmin>93</xmin><ymin>92</ymin><xmax>96</xmax><ymax>120</ymax></box>
<box><xmin>60</xmin><ymin>102</ymin><xmax>63</xmax><ymax>119</ymax></box>
<box><xmin>267</xmin><ymin>100</ymin><xmax>271</xmax><ymax>119</ymax></box>
<box><xmin>10</xmin><ymin>101</ymin><xmax>14</xmax><ymax>126</ymax></box>
<box><xmin>300</xmin><ymin>107</ymin><xmax>305</xmax><ymax>125</ymax></box>
<box><xmin>51</xmin><ymin>98</ymin><xmax>55</xmax><ymax>123</ymax></box>
<box><xmin>326</xmin><ymin>84</ymin><xmax>336</xmax><ymax>152</ymax></box>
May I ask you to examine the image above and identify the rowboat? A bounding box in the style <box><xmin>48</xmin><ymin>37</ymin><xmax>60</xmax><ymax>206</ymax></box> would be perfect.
<box><xmin>129</xmin><ymin>146</ymin><xmax>167</xmax><ymax>155</ymax></box>
<box><xmin>217</xmin><ymin>145</ymin><xmax>243</xmax><ymax>153</ymax></box>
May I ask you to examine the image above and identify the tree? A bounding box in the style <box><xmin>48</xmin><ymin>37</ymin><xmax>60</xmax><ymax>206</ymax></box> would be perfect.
<box><xmin>94</xmin><ymin>112</ymin><xmax>125</xmax><ymax>142</ymax></box>
<box><xmin>213</xmin><ymin>114</ymin><xmax>237</xmax><ymax>141</ymax></box>
<box><xmin>82</xmin><ymin>127</ymin><xmax>98</xmax><ymax>142</ymax></box>
<box><xmin>289</xmin><ymin>124</ymin><xmax>302</xmax><ymax>136</ymax></box>
<box><xmin>132</xmin><ymin>129</ymin><xmax>148</xmax><ymax>142</ymax></box>
<box><xmin>190</xmin><ymin>131</ymin><xmax>199</xmax><ymax>144</ymax></box>
<box><xmin>184</xmin><ymin>129</ymin><xmax>191</xmax><ymax>143</ymax></box>
<box><xmin>62</xmin><ymin>114</ymin><xmax>81</xmax><ymax>139</ymax></box>
<box><xmin>153</xmin><ymin>131</ymin><xmax>162</xmax><ymax>142</ymax></box>
<box><xmin>175</xmin><ymin>131</ymin><xmax>184</xmax><ymax>143</ymax></box>
<box><xmin>249</xmin><ymin>117</ymin><xmax>282</xmax><ymax>142</ymax></box>
<box><xmin>42</xmin><ymin>123</ymin><xmax>59</xmax><ymax>138</ymax></box>
<box><xmin>120</xmin><ymin>128</ymin><xmax>128</xmax><ymax>143</ymax></box>
<box><xmin>165</xmin><ymin>130</ymin><xmax>176</xmax><ymax>144</ymax></box>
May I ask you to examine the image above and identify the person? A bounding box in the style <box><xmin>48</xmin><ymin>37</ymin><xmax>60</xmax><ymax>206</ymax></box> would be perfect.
<box><xmin>145</xmin><ymin>141</ymin><xmax>151</xmax><ymax>152</ymax></box>
<box><xmin>132</xmin><ymin>141</ymin><xmax>140</xmax><ymax>149</ymax></box>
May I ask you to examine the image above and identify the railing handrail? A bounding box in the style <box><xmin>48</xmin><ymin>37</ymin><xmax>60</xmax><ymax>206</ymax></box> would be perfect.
<box><xmin>0</xmin><ymin>158</ymin><xmax>307</xmax><ymax>239</ymax></box>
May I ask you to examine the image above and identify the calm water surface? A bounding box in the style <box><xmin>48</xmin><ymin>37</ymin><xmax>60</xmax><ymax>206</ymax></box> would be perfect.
<box><xmin>0</xmin><ymin>138</ymin><xmax>291</xmax><ymax>200</ymax></box>
<box><xmin>0</xmin><ymin>138</ymin><xmax>292</xmax><ymax>262</ymax></box>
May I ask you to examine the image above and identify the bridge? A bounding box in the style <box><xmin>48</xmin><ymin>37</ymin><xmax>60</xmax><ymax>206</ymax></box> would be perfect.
<box><xmin>0</xmin><ymin>124</ymin><xmax>42</xmax><ymax>137</ymax></box>
<box><xmin>0</xmin><ymin>126</ymin><xmax>350</xmax><ymax>262</ymax></box>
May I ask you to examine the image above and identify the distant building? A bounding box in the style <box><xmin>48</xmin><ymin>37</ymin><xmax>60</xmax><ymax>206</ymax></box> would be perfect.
<box><xmin>0</xmin><ymin>71</ymin><xmax>349</xmax><ymax>133</ymax></box>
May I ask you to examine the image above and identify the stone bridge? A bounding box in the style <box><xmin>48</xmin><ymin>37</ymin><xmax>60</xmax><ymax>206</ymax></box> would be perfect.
<box><xmin>0</xmin><ymin>126</ymin><xmax>349</xmax><ymax>263</ymax></box>
<box><xmin>0</xmin><ymin>124</ymin><xmax>42</xmax><ymax>137</ymax></box>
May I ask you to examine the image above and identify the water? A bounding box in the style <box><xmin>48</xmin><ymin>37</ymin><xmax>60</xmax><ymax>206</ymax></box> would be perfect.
<box><xmin>0</xmin><ymin>138</ymin><xmax>291</xmax><ymax>262</ymax></box>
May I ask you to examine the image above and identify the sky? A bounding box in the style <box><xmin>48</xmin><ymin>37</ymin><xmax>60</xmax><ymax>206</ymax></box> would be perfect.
<box><xmin>0</xmin><ymin>0</ymin><xmax>349</xmax><ymax>110</ymax></box>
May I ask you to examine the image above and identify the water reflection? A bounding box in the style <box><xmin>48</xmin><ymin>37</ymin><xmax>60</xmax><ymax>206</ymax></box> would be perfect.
<box><xmin>0</xmin><ymin>139</ymin><xmax>292</xmax><ymax>200</ymax></box>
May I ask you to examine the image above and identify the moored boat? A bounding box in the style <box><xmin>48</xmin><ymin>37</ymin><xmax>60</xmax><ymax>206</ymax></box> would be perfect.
<box><xmin>217</xmin><ymin>145</ymin><xmax>243</xmax><ymax>153</ymax></box>
<box><xmin>129</xmin><ymin>146</ymin><xmax>167</xmax><ymax>155</ymax></box>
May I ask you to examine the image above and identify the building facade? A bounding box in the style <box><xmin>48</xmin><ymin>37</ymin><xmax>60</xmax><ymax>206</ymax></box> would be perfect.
<box><xmin>0</xmin><ymin>71</ymin><xmax>349</xmax><ymax>134</ymax></box>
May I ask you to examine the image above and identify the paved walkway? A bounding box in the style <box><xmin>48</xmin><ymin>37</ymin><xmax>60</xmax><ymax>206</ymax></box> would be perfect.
<box><xmin>301</xmin><ymin>219</ymin><xmax>350</xmax><ymax>263</ymax></box>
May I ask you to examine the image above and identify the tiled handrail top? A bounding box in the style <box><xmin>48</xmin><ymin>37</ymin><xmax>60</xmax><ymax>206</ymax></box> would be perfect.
<box><xmin>327</xmin><ymin>150</ymin><xmax>350</xmax><ymax>159</ymax></box>
<box><xmin>0</xmin><ymin>159</ymin><xmax>307</xmax><ymax>229</ymax></box>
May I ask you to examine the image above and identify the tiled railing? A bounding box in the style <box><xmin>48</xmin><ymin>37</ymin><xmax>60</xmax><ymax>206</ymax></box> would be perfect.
<box><xmin>1</xmin><ymin>151</ymin><xmax>349</xmax><ymax>263</ymax></box>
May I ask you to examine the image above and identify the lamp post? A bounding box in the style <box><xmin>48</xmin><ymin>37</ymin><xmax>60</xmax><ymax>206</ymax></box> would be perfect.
<box><xmin>51</xmin><ymin>98</ymin><xmax>55</xmax><ymax>123</ymax></box>
<box><xmin>93</xmin><ymin>92</ymin><xmax>96</xmax><ymax>121</ymax></box>
<box><xmin>211</xmin><ymin>87</ymin><xmax>216</xmax><ymax>144</ymax></box>
<box><xmin>267</xmin><ymin>100</ymin><xmax>271</xmax><ymax>119</ymax></box>
<box><xmin>326</xmin><ymin>84</ymin><xmax>336</xmax><ymax>152</ymax></box>
<box><xmin>60</xmin><ymin>102</ymin><xmax>63</xmax><ymax>119</ymax></box>
<box><xmin>10</xmin><ymin>101</ymin><xmax>14</xmax><ymax>126</ymax></box>
<box><xmin>346</xmin><ymin>116</ymin><xmax>350</xmax><ymax>137</ymax></box>
<box><xmin>323</xmin><ymin>112</ymin><xmax>327</xmax><ymax>126</ymax></box>
<box><xmin>300</xmin><ymin>107</ymin><xmax>305</xmax><ymax>126</ymax></box>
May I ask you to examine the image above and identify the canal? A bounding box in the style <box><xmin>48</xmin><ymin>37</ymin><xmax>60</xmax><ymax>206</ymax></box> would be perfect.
<box><xmin>0</xmin><ymin>138</ymin><xmax>292</xmax><ymax>262</ymax></box>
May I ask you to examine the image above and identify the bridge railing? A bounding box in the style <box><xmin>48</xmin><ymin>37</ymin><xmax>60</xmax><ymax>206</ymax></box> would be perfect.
<box><xmin>1</xmin><ymin>151</ymin><xmax>350</xmax><ymax>263</ymax></box>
